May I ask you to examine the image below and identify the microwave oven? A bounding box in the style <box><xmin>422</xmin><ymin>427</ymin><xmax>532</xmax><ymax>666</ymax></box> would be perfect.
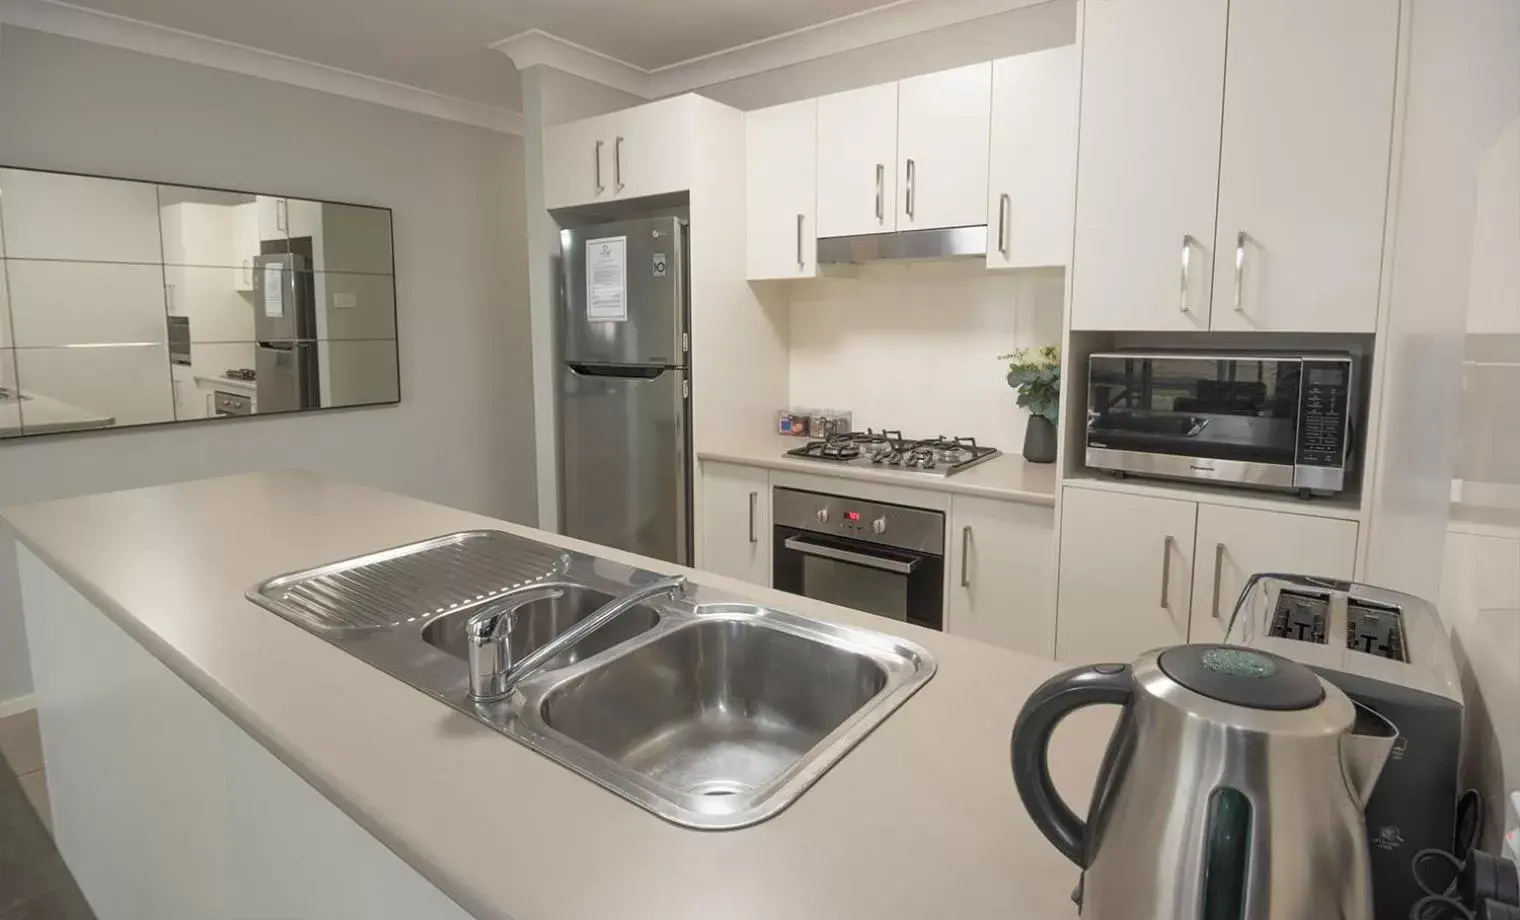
<box><xmin>1085</xmin><ymin>350</ymin><xmax>1358</xmax><ymax>496</ymax></box>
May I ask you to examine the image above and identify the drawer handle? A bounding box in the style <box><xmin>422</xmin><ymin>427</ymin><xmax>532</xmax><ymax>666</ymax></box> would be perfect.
<box><xmin>1159</xmin><ymin>535</ymin><xmax>1174</xmax><ymax>609</ymax></box>
<box><xmin>614</xmin><ymin>136</ymin><xmax>625</xmax><ymax>192</ymax></box>
<box><xmin>1180</xmin><ymin>234</ymin><xmax>1197</xmax><ymax>314</ymax></box>
<box><xmin>1211</xmin><ymin>542</ymin><xmax>1226</xmax><ymax>622</ymax></box>
<box><xmin>998</xmin><ymin>193</ymin><xmax>1011</xmax><ymax>257</ymax></box>
<box><xmin>1233</xmin><ymin>230</ymin><xmax>1251</xmax><ymax>314</ymax></box>
<box><xmin>748</xmin><ymin>491</ymin><xmax>758</xmax><ymax>544</ymax></box>
<box><xmin>960</xmin><ymin>525</ymin><xmax>972</xmax><ymax>588</ymax></box>
<box><xmin>796</xmin><ymin>214</ymin><xmax>805</xmax><ymax>269</ymax></box>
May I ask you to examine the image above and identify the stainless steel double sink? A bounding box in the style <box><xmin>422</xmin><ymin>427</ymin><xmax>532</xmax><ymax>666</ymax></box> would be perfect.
<box><xmin>248</xmin><ymin>530</ymin><xmax>936</xmax><ymax>829</ymax></box>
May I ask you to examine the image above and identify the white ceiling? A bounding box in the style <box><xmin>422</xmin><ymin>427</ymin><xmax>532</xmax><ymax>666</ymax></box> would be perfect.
<box><xmin>52</xmin><ymin>0</ymin><xmax>907</xmax><ymax>110</ymax></box>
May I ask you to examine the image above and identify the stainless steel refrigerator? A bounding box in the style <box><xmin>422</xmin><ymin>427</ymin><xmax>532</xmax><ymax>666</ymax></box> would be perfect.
<box><xmin>252</xmin><ymin>252</ymin><xmax>321</xmax><ymax>413</ymax></box>
<box><xmin>558</xmin><ymin>216</ymin><xmax>691</xmax><ymax>565</ymax></box>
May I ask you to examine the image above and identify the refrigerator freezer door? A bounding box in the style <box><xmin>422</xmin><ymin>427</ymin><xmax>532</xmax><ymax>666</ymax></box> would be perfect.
<box><xmin>256</xmin><ymin>343</ymin><xmax>319</xmax><ymax>413</ymax></box>
<box><xmin>252</xmin><ymin>254</ymin><xmax>313</xmax><ymax>342</ymax></box>
<box><xmin>561</xmin><ymin>217</ymin><xmax>686</xmax><ymax>367</ymax></box>
<box><xmin>560</xmin><ymin>364</ymin><xmax>690</xmax><ymax>565</ymax></box>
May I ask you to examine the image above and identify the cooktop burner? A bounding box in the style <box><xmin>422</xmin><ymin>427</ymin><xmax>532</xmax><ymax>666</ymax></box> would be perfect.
<box><xmin>785</xmin><ymin>430</ymin><xmax>1000</xmax><ymax>477</ymax></box>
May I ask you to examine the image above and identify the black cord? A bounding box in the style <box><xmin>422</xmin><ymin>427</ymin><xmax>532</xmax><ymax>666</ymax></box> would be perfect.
<box><xmin>1410</xmin><ymin>791</ymin><xmax>1489</xmax><ymax>919</ymax></box>
<box><xmin>1412</xmin><ymin>894</ymin><xmax>1473</xmax><ymax>920</ymax></box>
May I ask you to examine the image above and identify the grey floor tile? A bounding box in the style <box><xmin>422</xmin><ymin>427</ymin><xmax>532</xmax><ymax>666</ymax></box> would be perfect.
<box><xmin>0</xmin><ymin>714</ymin><xmax>42</xmax><ymax>778</ymax></box>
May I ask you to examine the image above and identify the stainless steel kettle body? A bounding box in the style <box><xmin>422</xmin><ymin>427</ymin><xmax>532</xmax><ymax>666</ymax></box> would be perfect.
<box><xmin>1010</xmin><ymin>645</ymin><xmax>1398</xmax><ymax>920</ymax></box>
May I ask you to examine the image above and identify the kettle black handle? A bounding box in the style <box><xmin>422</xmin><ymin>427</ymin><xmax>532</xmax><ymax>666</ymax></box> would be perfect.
<box><xmin>1010</xmin><ymin>663</ymin><xmax>1134</xmax><ymax>866</ymax></box>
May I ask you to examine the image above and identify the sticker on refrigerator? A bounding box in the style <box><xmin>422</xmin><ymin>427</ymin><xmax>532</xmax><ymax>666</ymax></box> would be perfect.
<box><xmin>262</xmin><ymin>264</ymin><xmax>284</xmax><ymax>318</ymax></box>
<box><xmin>586</xmin><ymin>236</ymin><xmax>628</xmax><ymax>322</ymax></box>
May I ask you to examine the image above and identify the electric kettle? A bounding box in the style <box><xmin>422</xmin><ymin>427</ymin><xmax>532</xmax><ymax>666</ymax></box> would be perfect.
<box><xmin>1010</xmin><ymin>644</ymin><xmax>1399</xmax><ymax>919</ymax></box>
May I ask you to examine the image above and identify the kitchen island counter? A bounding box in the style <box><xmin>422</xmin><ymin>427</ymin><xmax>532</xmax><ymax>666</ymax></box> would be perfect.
<box><xmin>3</xmin><ymin>471</ymin><xmax>1104</xmax><ymax>920</ymax></box>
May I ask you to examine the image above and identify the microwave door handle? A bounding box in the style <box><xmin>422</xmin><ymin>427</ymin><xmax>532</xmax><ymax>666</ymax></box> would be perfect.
<box><xmin>783</xmin><ymin>537</ymin><xmax>917</xmax><ymax>575</ymax></box>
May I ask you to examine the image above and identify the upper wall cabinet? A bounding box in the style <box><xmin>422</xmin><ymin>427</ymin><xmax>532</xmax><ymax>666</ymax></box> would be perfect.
<box><xmin>1071</xmin><ymin>0</ymin><xmax>1399</xmax><ymax>333</ymax></box>
<box><xmin>1208</xmin><ymin>0</ymin><xmax>1399</xmax><ymax>333</ymax></box>
<box><xmin>745</xmin><ymin>99</ymin><xmax>818</xmax><ymax>280</ymax></box>
<box><xmin>816</xmin><ymin>83</ymin><xmax>899</xmax><ymax>238</ymax></box>
<box><xmin>895</xmin><ymin>63</ymin><xmax>992</xmax><ymax>233</ymax></box>
<box><xmin>543</xmin><ymin>96</ymin><xmax>697</xmax><ymax>210</ymax></box>
<box><xmin>986</xmin><ymin>46</ymin><xmax>1079</xmax><ymax>270</ymax></box>
<box><xmin>1070</xmin><ymin>0</ymin><xmax>1227</xmax><ymax>331</ymax></box>
<box><xmin>815</xmin><ymin>63</ymin><xmax>993</xmax><ymax>238</ymax></box>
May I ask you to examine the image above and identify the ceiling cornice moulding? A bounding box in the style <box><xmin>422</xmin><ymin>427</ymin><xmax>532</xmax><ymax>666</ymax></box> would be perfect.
<box><xmin>494</xmin><ymin>0</ymin><xmax>1049</xmax><ymax>99</ymax></box>
<box><xmin>0</xmin><ymin>0</ymin><xmax>525</xmax><ymax>135</ymax></box>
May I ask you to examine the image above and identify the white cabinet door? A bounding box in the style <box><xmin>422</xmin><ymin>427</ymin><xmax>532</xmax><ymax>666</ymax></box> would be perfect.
<box><xmin>816</xmin><ymin>82</ymin><xmax>899</xmax><ymax>237</ymax></box>
<box><xmin>986</xmin><ymin>46</ymin><xmax>1079</xmax><ymax>270</ymax></box>
<box><xmin>1056</xmin><ymin>488</ymin><xmax>1197</xmax><ymax>663</ymax></box>
<box><xmin>257</xmin><ymin>195</ymin><xmax>288</xmax><ymax>242</ymax></box>
<box><xmin>1209</xmin><ymin>0</ymin><xmax>1398</xmax><ymax>333</ymax></box>
<box><xmin>604</xmin><ymin>96</ymin><xmax>696</xmax><ymax>202</ymax></box>
<box><xmin>1189</xmin><ymin>505</ymin><xmax>1359</xmax><ymax>645</ymax></box>
<box><xmin>543</xmin><ymin>117</ymin><xmax>609</xmax><ymax>210</ymax></box>
<box><xmin>700</xmin><ymin>462</ymin><xmax>771</xmax><ymax>586</ymax></box>
<box><xmin>746</xmin><ymin>99</ymin><xmax>818</xmax><ymax>280</ymax></box>
<box><xmin>1070</xmin><ymin>0</ymin><xmax>1227</xmax><ymax>331</ymax></box>
<box><xmin>947</xmin><ymin>495</ymin><xmax>1056</xmax><ymax>658</ymax></box>
<box><xmin>896</xmin><ymin>63</ymin><xmax>993</xmax><ymax>232</ymax></box>
<box><xmin>231</xmin><ymin>202</ymin><xmax>259</xmax><ymax>291</ymax></box>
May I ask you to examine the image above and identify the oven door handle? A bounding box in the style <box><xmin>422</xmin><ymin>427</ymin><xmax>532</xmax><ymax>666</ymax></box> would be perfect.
<box><xmin>782</xmin><ymin>536</ymin><xmax>919</xmax><ymax>575</ymax></box>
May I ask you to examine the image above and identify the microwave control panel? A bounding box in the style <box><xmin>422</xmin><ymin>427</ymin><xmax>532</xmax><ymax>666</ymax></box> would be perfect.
<box><xmin>1296</xmin><ymin>359</ymin><xmax>1352</xmax><ymax>467</ymax></box>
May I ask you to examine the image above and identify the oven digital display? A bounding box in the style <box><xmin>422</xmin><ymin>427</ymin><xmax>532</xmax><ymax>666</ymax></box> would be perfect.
<box><xmin>845</xmin><ymin>511</ymin><xmax>861</xmax><ymax>522</ymax></box>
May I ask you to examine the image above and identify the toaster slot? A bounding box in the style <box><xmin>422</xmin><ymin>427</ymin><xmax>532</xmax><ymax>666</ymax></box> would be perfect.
<box><xmin>1267</xmin><ymin>589</ymin><xmax>1330</xmax><ymax>644</ymax></box>
<box><xmin>1345</xmin><ymin>598</ymin><xmax>1408</xmax><ymax>662</ymax></box>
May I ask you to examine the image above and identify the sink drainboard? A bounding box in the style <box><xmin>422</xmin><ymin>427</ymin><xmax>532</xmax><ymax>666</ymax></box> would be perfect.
<box><xmin>251</xmin><ymin>530</ymin><xmax>570</xmax><ymax>631</ymax></box>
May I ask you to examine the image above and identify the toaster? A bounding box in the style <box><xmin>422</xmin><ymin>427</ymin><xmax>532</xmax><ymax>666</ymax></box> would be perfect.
<box><xmin>1226</xmin><ymin>574</ymin><xmax>1465</xmax><ymax>920</ymax></box>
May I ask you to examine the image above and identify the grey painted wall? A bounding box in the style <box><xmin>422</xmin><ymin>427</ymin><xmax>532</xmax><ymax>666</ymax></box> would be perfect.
<box><xmin>0</xmin><ymin>25</ymin><xmax>536</xmax><ymax>706</ymax></box>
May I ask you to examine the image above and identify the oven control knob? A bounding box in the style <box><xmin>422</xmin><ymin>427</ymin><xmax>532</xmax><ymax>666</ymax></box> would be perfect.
<box><xmin>871</xmin><ymin>517</ymin><xmax>888</xmax><ymax>535</ymax></box>
<box><xmin>815</xmin><ymin>508</ymin><xmax>830</xmax><ymax>524</ymax></box>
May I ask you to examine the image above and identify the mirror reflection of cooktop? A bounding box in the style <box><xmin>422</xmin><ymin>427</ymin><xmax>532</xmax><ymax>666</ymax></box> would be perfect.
<box><xmin>785</xmin><ymin>429</ymin><xmax>1000</xmax><ymax>477</ymax></box>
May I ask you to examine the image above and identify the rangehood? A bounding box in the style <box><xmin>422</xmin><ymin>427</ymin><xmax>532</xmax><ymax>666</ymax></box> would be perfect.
<box><xmin>815</xmin><ymin>225</ymin><xmax>987</xmax><ymax>264</ymax></box>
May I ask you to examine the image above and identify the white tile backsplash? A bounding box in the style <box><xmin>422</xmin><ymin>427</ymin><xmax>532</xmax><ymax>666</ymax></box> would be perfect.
<box><xmin>787</xmin><ymin>261</ymin><xmax>1065</xmax><ymax>451</ymax></box>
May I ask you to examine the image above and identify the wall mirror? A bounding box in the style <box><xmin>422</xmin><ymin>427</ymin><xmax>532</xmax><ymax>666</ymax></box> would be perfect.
<box><xmin>0</xmin><ymin>166</ymin><xmax>398</xmax><ymax>439</ymax></box>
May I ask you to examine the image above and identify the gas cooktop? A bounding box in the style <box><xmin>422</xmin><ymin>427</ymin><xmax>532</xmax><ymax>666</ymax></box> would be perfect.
<box><xmin>784</xmin><ymin>430</ymin><xmax>1000</xmax><ymax>477</ymax></box>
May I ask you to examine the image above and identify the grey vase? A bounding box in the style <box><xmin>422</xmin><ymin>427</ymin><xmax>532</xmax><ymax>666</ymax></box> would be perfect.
<box><xmin>1023</xmin><ymin>416</ymin><xmax>1057</xmax><ymax>464</ymax></box>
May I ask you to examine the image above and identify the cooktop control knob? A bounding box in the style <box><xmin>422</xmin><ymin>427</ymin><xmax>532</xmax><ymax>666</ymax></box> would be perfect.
<box><xmin>872</xmin><ymin>517</ymin><xmax>888</xmax><ymax>535</ymax></box>
<box><xmin>816</xmin><ymin>508</ymin><xmax>830</xmax><ymax>524</ymax></box>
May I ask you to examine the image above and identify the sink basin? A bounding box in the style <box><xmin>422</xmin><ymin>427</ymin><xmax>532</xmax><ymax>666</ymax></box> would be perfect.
<box><xmin>249</xmin><ymin>533</ymin><xmax>935</xmax><ymax>831</ymax></box>
<box><xmin>421</xmin><ymin>585</ymin><xmax>661</xmax><ymax>671</ymax></box>
<box><xmin>525</xmin><ymin>604</ymin><xmax>931</xmax><ymax>828</ymax></box>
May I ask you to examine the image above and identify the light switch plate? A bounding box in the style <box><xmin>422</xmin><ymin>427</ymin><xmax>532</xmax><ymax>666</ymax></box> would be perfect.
<box><xmin>333</xmin><ymin>292</ymin><xmax>359</xmax><ymax>310</ymax></box>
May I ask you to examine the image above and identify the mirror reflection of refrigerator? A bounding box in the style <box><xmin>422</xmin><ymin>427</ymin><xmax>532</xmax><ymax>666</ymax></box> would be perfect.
<box><xmin>252</xmin><ymin>253</ymin><xmax>320</xmax><ymax>412</ymax></box>
<box><xmin>558</xmin><ymin>216</ymin><xmax>691</xmax><ymax>565</ymax></box>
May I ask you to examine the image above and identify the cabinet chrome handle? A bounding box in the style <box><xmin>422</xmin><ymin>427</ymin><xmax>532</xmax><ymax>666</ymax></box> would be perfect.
<box><xmin>998</xmin><ymin>193</ymin><xmax>1011</xmax><ymax>256</ymax></box>
<box><xmin>748</xmin><ymin>491</ymin><xmax>758</xmax><ymax>544</ymax></box>
<box><xmin>796</xmin><ymin>214</ymin><xmax>805</xmax><ymax>269</ymax></box>
<box><xmin>276</xmin><ymin>199</ymin><xmax>287</xmax><ymax>233</ymax></box>
<box><xmin>614</xmin><ymin>136</ymin><xmax>625</xmax><ymax>192</ymax></box>
<box><xmin>905</xmin><ymin>158</ymin><xmax>916</xmax><ymax>220</ymax></box>
<box><xmin>1233</xmin><ymin>230</ymin><xmax>1250</xmax><ymax>313</ymax></box>
<box><xmin>874</xmin><ymin>164</ymin><xmax>884</xmax><ymax>222</ymax></box>
<box><xmin>1180</xmin><ymin>234</ymin><xmax>1197</xmax><ymax>313</ymax></box>
<box><xmin>960</xmin><ymin>525</ymin><xmax>973</xmax><ymax>588</ymax></box>
<box><xmin>1211</xmin><ymin>542</ymin><xmax>1226</xmax><ymax>621</ymax></box>
<box><xmin>594</xmin><ymin>140</ymin><xmax>605</xmax><ymax>194</ymax></box>
<box><xmin>1159</xmin><ymin>535</ymin><xmax>1174</xmax><ymax>609</ymax></box>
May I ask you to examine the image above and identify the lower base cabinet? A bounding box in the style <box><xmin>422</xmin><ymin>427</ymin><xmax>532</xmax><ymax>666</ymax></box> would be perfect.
<box><xmin>947</xmin><ymin>494</ymin><xmax>1056</xmax><ymax>657</ymax></box>
<box><xmin>1055</xmin><ymin>486</ymin><xmax>1358</xmax><ymax>663</ymax></box>
<box><xmin>699</xmin><ymin>461</ymin><xmax>771</xmax><ymax>586</ymax></box>
<box><xmin>19</xmin><ymin>548</ymin><xmax>474</xmax><ymax>920</ymax></box>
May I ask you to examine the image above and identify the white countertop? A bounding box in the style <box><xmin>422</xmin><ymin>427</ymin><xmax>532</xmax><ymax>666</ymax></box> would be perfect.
<box><xmin>2</xmin><ymin>471</ymin><xmax>1107</xmax><ymax>920</ymax></box>
<box><xmin>0</xmin><ymin>390</ymin><xmax>115</xmax><ymax>437</ymax></box>
<box><xmin>699</xmin><ymin>437</ymin><xmax>1059</xmax><ymax>505</ymax></box>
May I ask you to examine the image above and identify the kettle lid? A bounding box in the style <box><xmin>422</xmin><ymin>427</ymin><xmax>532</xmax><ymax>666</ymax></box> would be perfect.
<box><xmin>1158</xmin><ymin>645</ymin><xmax>1325</xmax><ymax>710</ymax></box>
